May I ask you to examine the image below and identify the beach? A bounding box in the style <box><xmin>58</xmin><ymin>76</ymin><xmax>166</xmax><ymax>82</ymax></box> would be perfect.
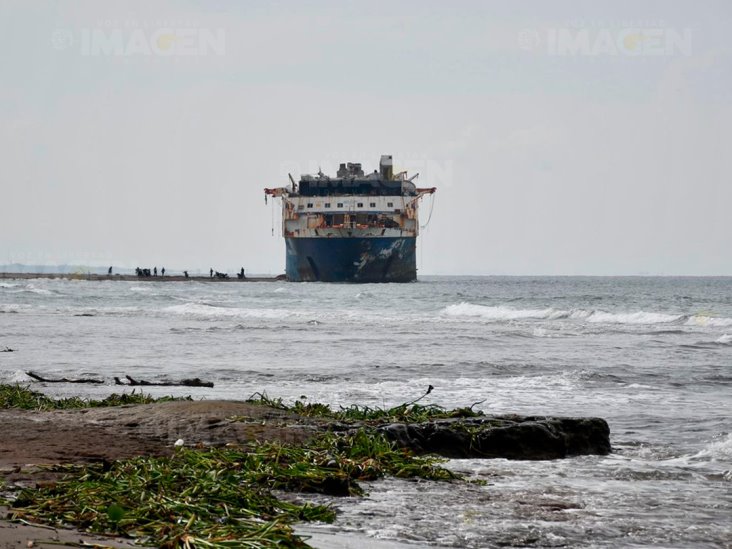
<box><xmin>0</xmin><ymin>400</ymin><xmax>310</xmax><ymax>548</ymax></box>
<box><xmin>1</xmin><ymin>275</ymin><xmax>731</xmax><ymax>546</ymax></box>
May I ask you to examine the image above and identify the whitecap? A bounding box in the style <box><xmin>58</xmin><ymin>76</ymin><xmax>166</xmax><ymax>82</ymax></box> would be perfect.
<box><xmin>9</xmin><ymin>370</ymin><xmax>30</xmax><ymax>382</ymax></box>
<box><xmin>715</xmin><ymin>334</ymin><xmax>732</xmax><ymax>344</ymax></box>
<box><xmin>163</xmin><ymin>302</ymin><xmax>295</xmax><ymax>320</ymax></box>
<box><xmin>690</xmin><ymin>433</ymin><xmax>732</xmax><ymax>464</ymax></box>
<box><xmin>686</xmin><ymin>315</ymin><xmax>732</xmax><ymax>328</ymax></box>
<box><xmin>441</xmin><ymin>303</ymin><xmax>691</xmax><ymax>327</ymax></box>
<box><xmin>22</xmin><ymin>283</ymin><xmax>55</xmax><ymax>295</ymax></box>
<box><xmin>442</xmin><ymin>302</ymin><xmax>566</xmax><ymax>321</ymax></box>
<box><xmin>585</xmin><ymin>310</ymin><xmax>683</xmax><ymax>325</ymax></box>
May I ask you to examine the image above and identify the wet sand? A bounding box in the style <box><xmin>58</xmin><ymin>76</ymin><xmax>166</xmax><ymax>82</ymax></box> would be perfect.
<box><xmin>0</xmin><ymin>400</ymin><xmax>322</xmax><ymax>548</ymax></box>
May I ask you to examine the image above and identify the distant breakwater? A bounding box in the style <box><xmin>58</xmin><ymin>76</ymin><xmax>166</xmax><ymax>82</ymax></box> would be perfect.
<box><xmin>0</xmin><ymin>272</ymin><xmax>285</xmax><ymax>283</ymax></box>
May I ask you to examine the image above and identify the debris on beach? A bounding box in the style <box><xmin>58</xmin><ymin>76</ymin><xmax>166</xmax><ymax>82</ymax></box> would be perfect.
<box><xmin>26</xmin><ymin>371</ymin><xmax>103</xmax><ymax>384</ymax></box>
<box><xmin>114</xmin><ymin>375</ymin><xmax>214</xmax><ymax>388</ymax></box>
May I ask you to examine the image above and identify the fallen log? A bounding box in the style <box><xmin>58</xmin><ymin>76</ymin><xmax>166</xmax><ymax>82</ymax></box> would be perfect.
<box><xmin>115</xmin><ymin>375</ymin><xmax>214</xmax><ymax>388</ymax></box>
<box><xmin>1</xmin><ymin>347</ymin><xmax>15</xmax><ymax>352</ymax></box>
<box><xmin>26</xmin><ymin>371</ymin><xmax>104</xmax><ymax>384</ymax></box>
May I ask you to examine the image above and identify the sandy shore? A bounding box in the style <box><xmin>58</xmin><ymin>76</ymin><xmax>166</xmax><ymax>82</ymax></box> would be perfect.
<box><xmin>0</xmin><ymin>399</ymin><xmax>610</xmax><ymax>547</ymax></box>
<box><xmin>0</xmin><ymin>400</ymin><xmax>322</xmax><ymax>548</ymax></box>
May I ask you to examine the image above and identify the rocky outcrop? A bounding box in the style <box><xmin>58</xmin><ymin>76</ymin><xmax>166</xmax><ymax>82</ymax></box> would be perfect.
<box><xmin>377</xmin><ymin>415</ymin><xmax>611</xmax><ymax>460</ymax></box>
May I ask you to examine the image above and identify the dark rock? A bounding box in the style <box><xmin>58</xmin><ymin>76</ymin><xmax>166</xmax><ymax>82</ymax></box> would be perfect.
<box><xmin>377</xmin><ymin>415</ymin><xmax>611</xmax><ymax>460</ymax></box>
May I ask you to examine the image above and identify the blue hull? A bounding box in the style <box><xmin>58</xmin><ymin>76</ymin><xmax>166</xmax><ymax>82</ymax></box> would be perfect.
<box><xmin>285</xmin><ymin>237</ymin><xmax>416</xmax><ymax>282</ymax></box>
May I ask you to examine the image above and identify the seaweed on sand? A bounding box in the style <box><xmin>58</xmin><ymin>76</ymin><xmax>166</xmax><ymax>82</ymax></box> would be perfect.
<box><xmin>0</xmin><ymin>383</ymin><xmax>187</xmax><ymax>411</ymax></box>
<box><xmin>245</xmin><ymin>389</ymin><xmax>486</xmax><ymax>424</ymax></box>
<box><xmin>10</xmin><ymin>430</ymin><xmax>456</xmax><ymax>548</ymax></box>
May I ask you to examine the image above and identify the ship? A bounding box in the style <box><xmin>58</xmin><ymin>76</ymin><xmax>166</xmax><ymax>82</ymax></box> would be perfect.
<box><xmin>265</xmin><ymin>155</ymin><xmax>436</xmax><ymax>282</ymax></box>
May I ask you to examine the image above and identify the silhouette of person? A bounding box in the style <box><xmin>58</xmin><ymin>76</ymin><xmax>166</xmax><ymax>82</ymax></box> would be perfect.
<box><xmin>161</xmin><ymin>267</ymin><xmax>165</xmax><ymax>277</ymax></box>
<box><xmin>108</xmin><ymin>266</ymin><xmax>112</xmax><ymax>275</ymax></box>
<box><xmin>154</xmin><ymin>267</ymin><xmax>158</xmax><ymax>277</ymax></box>
<box><xmin>210</xmin><ymin>268</ymin><xmax>214</xmax><ymax>278</ymax></box>
<box><xmin>183</xmin><ymin>270</ymin><xmax>189</xmax><ymax>278</ymax></box>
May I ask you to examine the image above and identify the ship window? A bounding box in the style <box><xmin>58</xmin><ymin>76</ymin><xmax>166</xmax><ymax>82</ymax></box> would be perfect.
<box><xmin>337</xmin><ymin>202</ymin><xmax>344</xmax><ymax>208</ymax></box>
<box><xmin>357</xmin><ymin>202</ymin><xmax>364</xmax><ymax>208</ymax></box>
<box><xmin>369</xmin><ymin>202</ymin><xmax>376</xmax><ymax>208</ymax></box>
<box><xmin>324</xmin><ymin>203</ymin><xmax>331</xmax><ymax>208</ymax></box>
<box><xmin>298</xmin><ymin>204</ymin><xmax>304</xmax><ymax>210</ymax></box>
<box><xmin>387</xmin><ymin>202</ymin><xmax>394</xmax><ymax>207</ymax></box>
<box><xmin>307</xmin><ymin>203</ymin><xmax>313</xmax><ymax>208</ymax></box>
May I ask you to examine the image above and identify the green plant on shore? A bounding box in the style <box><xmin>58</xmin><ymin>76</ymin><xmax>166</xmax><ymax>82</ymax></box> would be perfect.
<box><xmin>0</xmin><ymin>383</ymin><xmax>186</xmax><ymax>411</ymax></box>
<box><xmin>245</xmin><ymin>391</ymin><xmax>485</xmax><ymax>424</ymax></box>
<box><xmin>11</xmin><ymin>430</ymin><xmax>456</xmax><ymax>548</ymax></box>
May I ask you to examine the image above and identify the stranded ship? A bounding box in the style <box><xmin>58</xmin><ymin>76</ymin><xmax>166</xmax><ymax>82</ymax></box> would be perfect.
<box><xmin>265</xmin><ymin>155</ymin><xmax>435</xmax><ymax>282</ymax></box>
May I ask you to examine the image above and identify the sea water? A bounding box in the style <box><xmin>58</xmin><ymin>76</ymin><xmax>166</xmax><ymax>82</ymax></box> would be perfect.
<box><xmin>1</xmin><ymin>276</ymin><xmax>730</xmax><ymax>547</ymax></box>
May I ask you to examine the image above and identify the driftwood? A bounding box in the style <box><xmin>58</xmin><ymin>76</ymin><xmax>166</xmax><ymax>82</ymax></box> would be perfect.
<box><xmin>1</xmin><ymin>347</ymin><xmax>14</xmax><ymax>352</ymax></box>
<box><xmin>115</xmin><ymin>375</ymin><xmax>214</xmax><ymax>388</ymax></box>
<box><xmin>26</xmin><ymin>371</ymin><xmax>104</xmax><ymax>384</ymax></box>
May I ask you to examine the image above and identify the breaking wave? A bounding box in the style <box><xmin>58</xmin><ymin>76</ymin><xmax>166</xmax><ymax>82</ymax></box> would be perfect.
<box><xmin>163</xmin><ymin>302</ymin><xmax>296</xmax><ymax>320</ymax></box>
<box><xmin>585</xmin><ymin>311</ymin><xmax>682</xmax><ymax>324</ymax></box>
<box><xmin>0</xmin><ymin>283</ymin><xmax>55</xmax><ymax>296</ymax></box>
<box><xmin>442</xmin><ymin>303</ymin><xmax>567</xmax><ymax>321</ymax></box>
<box><xmin>442</xmin><ymin>302</ymin><xmax>732</xmax><ymax>327</ymax></box>
<box><xmin>689</xmin><ymin>434</ymin><xmax>732</xmax><ymax>464</ymax></box>
<box><xmin>686</xmin><ymin>316</ymin><xmax>732</xmax><ymax>328</ymax></box>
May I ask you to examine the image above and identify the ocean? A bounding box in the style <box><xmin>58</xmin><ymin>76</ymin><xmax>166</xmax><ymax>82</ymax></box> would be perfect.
<box><xmin>1</xmin><ymin>276</ymin><xmax>730</xmax><ymax>547</ymax></box>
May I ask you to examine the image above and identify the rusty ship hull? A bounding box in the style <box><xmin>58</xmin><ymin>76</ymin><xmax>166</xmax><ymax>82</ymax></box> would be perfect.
<box><xmin>265</xmin><ymin>155</ymin><xmax>434</xmax><ymax>283</ymax></box>
<box><xmin>285</xmin><ymin>236</ymin><xmax>416</xmax><ymax>282</ymax></box>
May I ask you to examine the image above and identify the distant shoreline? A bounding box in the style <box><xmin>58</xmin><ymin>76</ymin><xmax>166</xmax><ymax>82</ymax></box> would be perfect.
<box><xmin>0</xmin><ymin>272</ymin><xmax>285</xmax><ymax>282</ymax></box>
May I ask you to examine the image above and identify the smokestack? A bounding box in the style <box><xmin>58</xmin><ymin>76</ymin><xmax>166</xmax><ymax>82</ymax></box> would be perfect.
<box><xmin>379</xmin><ymin>154</ymin><xmax>393</xmax><ymax>180</ymax></box>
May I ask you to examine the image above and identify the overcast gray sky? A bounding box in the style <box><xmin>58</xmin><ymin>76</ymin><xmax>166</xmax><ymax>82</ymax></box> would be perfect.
<box><xmin>1</xmin><ymin>0</ymin><xmax>730</xmax><ymax>275</ymax></box>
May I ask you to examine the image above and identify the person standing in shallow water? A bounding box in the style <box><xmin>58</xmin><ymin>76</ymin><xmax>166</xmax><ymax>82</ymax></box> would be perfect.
<box><xmin>210</xmin><ymin>268</ymin><xmax>213</xmax><ymax>278</ymax></box>
<box><xmin>153</xmin><ymin>267</ymin><xmax>157</xmax><ymax>277</ymax></box>
<box><xmin>161</xmin><ymin>267</ymin><xmax>165</xmax><ymax>277</ymax></box>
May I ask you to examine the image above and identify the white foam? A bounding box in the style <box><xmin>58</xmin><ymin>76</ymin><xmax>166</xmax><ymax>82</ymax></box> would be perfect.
<box><xmin>442</xmin><ymin>302</ymin><xmax>564</xmax><ymax>321</ymax></box>
<box><xmin>691</xmin><ymin>434</ymin><xmax>732</xmax><ymax>463</ymax></box>
<box><xmin>9</xmin><ymin>370</ymin><xmax>30</xmax><ymax>382</ymax></box>
<box><xmin>686</xmin><ymin>315</ymin><xmax>732</xmax><ymax>328</ymax></box>
<box><xmin>441</xmin><ymin>303</ymin><xmax>690</xmax><ymax>326</ymax></box>
<box><xmin>0</xmin><ymin>282</ymin><xmax>18</xmax><ymax>288</ymax></box>
<box><xmin>586</xmin><ymin>310</ymin><xmax>683</xmax><ymax>325</ymax></box>
<box><xmin>24</xmin><ymin>283</ymin><xmax>54</xmax><ymax>295</ymax></box>
<box><xmin>0</xmin><ymin>304</ymin><xmax>25</xmax><ymax>313</ymax></box>
<box><xmin>715</xmin><ymin>334</ymin><xmax>732</xmax><ymax>344</ymax></box>
<box><xmin>163</xmin><ymin>302</ymin><xmax>294</xmax><ymax>320</ymax></box>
